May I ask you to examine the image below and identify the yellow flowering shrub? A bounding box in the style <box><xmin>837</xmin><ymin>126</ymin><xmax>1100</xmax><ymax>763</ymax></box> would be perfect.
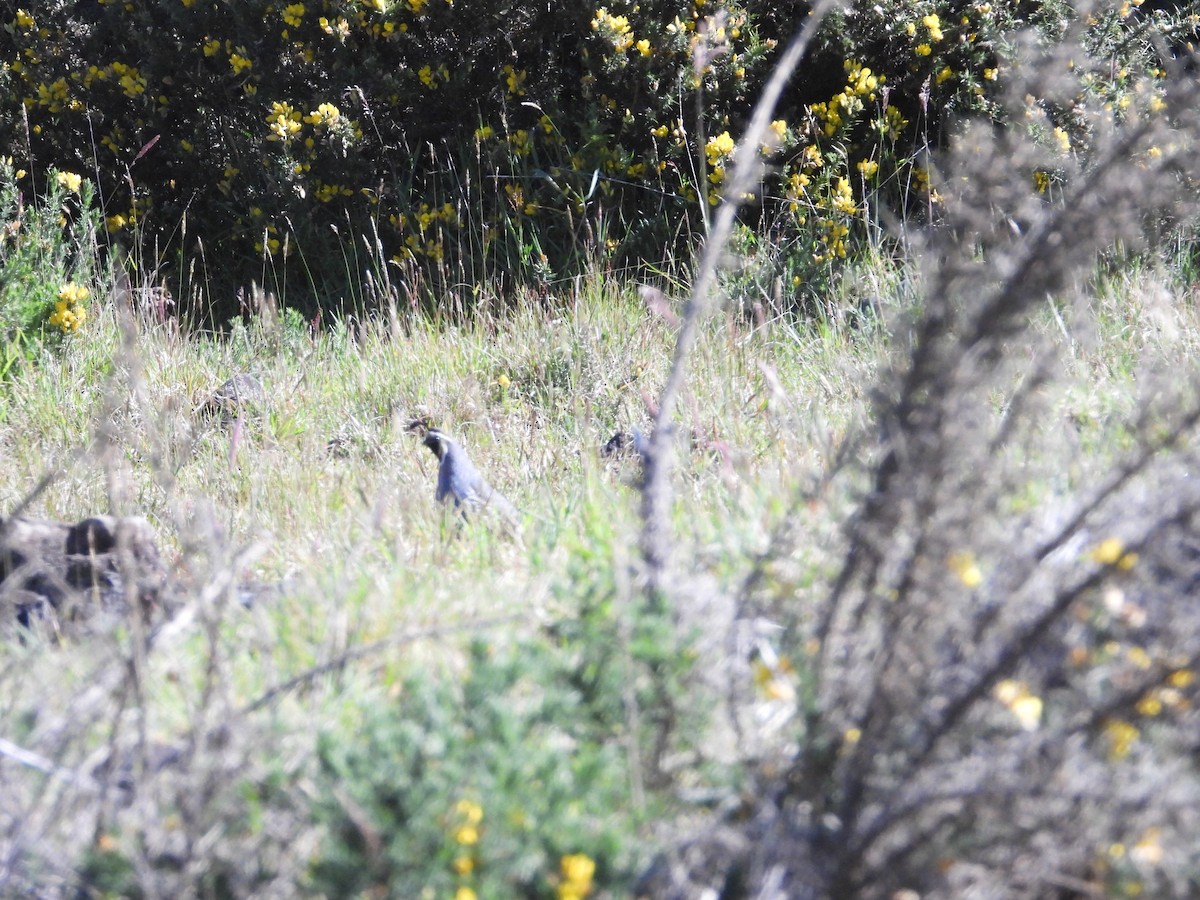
<box><xmin>0</xmin><ymin>0</ymin><xmax>1191</xmax><ymax>317</ymax></box>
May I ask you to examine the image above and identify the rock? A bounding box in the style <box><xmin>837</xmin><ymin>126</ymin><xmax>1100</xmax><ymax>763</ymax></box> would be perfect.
<box><xmin>200</xmin><ymin>373</ymin><xmax>265</xmax><ymax>422</ymax></box>
<box><xmin>0</xmin><ymin>514</ymin><xmax>166</xmax><ymax>634</ymax></box>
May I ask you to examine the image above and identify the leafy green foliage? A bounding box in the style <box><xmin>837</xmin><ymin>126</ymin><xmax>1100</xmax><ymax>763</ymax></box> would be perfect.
<box><xmin>310</xmin><ymin>639</ymin><xmax>653</xmax><ymax>898</ymax></box>
<box><xmin>0</xmin><ymin>160</ymin><xmax>97</xmax><ymax>380</ymax></box>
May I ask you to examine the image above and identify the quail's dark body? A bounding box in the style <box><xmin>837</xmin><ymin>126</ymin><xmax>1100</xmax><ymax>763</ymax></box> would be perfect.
<box><xmin>419</xmin><ymin>427</ymin><xmax>518</xmax><ymax>520</ymax></box>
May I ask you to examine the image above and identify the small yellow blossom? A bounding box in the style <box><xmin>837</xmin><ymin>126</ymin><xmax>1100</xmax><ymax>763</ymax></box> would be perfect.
<box><xmin>1135</xmin><ymin>693</ymin><xmax>1163</xmax><ymax>717</ymax></box>
<box><xmin>1168</xmin><ymin>668</ymin><xmax>1194</xmax><ymax>688</ymax></box>
<box><xmin>230</xmin><ymin>53</ymin><xmax>252</xmax><ymax>74</ymax></box>
<box><xmin>915</xmin><ymin>43</ymin><xmax>932</xmax><ymax>56</ymax></box>
<box><xmin>502</xmin><ymin>64</ymin><xmax>526</xmax><ymax>96</ymax></box>
<box><xmin>857</xmin><ymin>159</ymin><xmax>879</xmax><ymax>178</ymax></box>
<box><xmin>1104</xmin><ymin>718</ymin><xmax>1139</xmax><ymax>760</ymax></box>
<box><xmin>591</xmin><ymin>8</ymin><xmax>633</xmax><ymax>52</ymax></box>
<box><xmin>265</xmin><ymin>101</ymin><xmax>303</xmax><ymax>141</ymax></box>
<box><xmin>49</xmin><ymin>282</ymin><xmax>90</xmax><ymax>333</ymax></box>
<box><xmin>56</xmin><ymin>171</ymin><xmax>82</xmax><ymax>193</ymax></box>
<box><xmin>831</xmin><ymin>177</ymin><xmax>857</xmax><ymax>215</ymax></box>
<box><xmin>281</xmin><ymin>3</ymin><xmax>305</xmax><ymax>27</ymax></box>
<box><xmin>455</xmin><ymin>888</ymin><xmax>477</xmax><ymax>900</ymax></box>
<box><xmin>948</xmin><ymin>550</ymin><xmax>983</xmax><ymax>588</ymax></box>
<box><xmin>636</xmin><ymin>39</ymin><xmax>651</xmax><ymax>56</ymax></box>
<box><xmin>704</xmin><ymin>131</ymin><xmax>735</xmax><ymax>165</ymax></box>
<box><xmin>453</xmin><ymin>855</ymin><xmax>474</xmax><ymax>876</ymax></box>
<box><xmin>1090</xmin><ymin>537</ymin><xmax>1138</xmax><ymax>571</ymax></box>
<box><xmin>15</xmin><ymin>10</ymin><xmax>34</xmax><ymax>29</ymax></box>
<box><xmin>304</xmin><ymin>101</ymin><xmax>341</xmax><ymax>126</ymax></box>
<box><xmin>558</xmin><ymin>853</ymin><xmax>595</xmax><ymax>900</ymax></box>
<box><xmin>455</xmin><ymin>799</ymin><xmax>483</xmax><ymax>825</ymax></box>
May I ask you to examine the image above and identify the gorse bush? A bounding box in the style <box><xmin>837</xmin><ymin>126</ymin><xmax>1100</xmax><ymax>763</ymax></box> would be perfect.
<box><xmin>3</xmin><ymin>0</ymin><xmax>1195</xmax><ymax>318</ymax></box>
<box><xmin>632</xmin><ymin>4</ymin><xmax>1200</xmax><ymax>897</ymax></box>
<box><xmin>0</xmin><ymin>159</ymin><xmax>97</xmax><ymax>381</ymax></box>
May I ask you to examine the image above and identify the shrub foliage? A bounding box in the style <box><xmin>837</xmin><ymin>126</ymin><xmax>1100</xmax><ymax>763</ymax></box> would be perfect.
<box><xmin>2</xmin><ymin>0</ymin><xmax>1195</xmax><ymax>316</ymax></box>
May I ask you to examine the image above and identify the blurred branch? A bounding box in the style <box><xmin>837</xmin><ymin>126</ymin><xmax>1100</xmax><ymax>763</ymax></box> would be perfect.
<box><xmin>640</xmin><ymin>0</ymin><xmax>844</xmax><ymax>599</ymax></box>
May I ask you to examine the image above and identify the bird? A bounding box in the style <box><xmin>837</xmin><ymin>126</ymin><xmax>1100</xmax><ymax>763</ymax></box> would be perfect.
<box><xmin>407</xmin><ymin>420</ymin><xmax>519</xmax><ymax>522</ymax></box>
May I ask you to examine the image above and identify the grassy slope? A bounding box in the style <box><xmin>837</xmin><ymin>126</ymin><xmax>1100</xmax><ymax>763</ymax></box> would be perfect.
<box><xmin>0</xmin><ymin>273</ymin><xmax>873</xmax><ymax>725</ymax></box>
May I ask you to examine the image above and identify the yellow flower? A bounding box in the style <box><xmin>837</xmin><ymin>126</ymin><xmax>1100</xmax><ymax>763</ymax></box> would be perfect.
<box><xmin>266</xmin><ymin>101</ymin><xmax>302</xmax><ymax>141</ymax></box>
<box><xmin>50</xmin><ymin>283</ymin><xmax>90</xmax><ymax>333</ymax></box>
<box><xmin>418</xmin><ymin>65</ymin><xmax>436</xmax><ymax>88</ymax></box>
<box><xmin>304</xmin><ymin>102</ymin><xmax>341</xmax><ymax>126</ymax></box>
<box><xmin>948</xmin><ymin>550</ymin><xmax>982</xmax><ymax>588</ymax></box>
<box><xmin>704</xmin><ymin>131</ymin><xmax>736</xmax><ymax>164</ymax></box>
<box><xmin>15</xmin><ymin>9</ymin><xmax>34</xmax><ymax>29</ymax></box>
<box><xmin>1052</xmin><ymin>126</ymin><xmax>1071</xmax><ymax>153</ymax></box>
<box><xmin>56</xmin><ymin>171</ymin><xmax>82</xmax><ymax>194</ymax></box>
<box><xmin>591</xmin><ymin>8</ymin><xmax>633</xmax><ymax>52</ymax></box>
<box><xmin>474</xmin><ymin>125</ymin><xmax>494</xmax><ymax>140</ymax></box>
<box><xmin>1168</xmin><ymin>668</ymin><xmax>1194</xmax><ymax>688</ymax></box>
<box><xmin>230</xmin><ymin>53</ymin><xmax>253</xmax><ymax>74</ymax></box>
<box><xmin>281</xmin><ymin>3</ymin><xmax>305</xmax><ymax>27</ymax></box>
<box><xmin>1090</xmin><ymin>537</ymin><xmax>1137</xmax><ymax>571</ymax></box>
<box><xmin>856</xmin><ymin>159</ymin><xmax>879</xmax><ymax>178</ymax></box>
<box><xmin>502</xmin><ymin>64</ymin><xmax>526</xmax><ymax>96</ymax></box>
<box><xmin>915</xmin><ymin>43</ymin><xmax>932</xmax><ymax>56</ymax></box>
<box><xmin>455</xmin><ymin>799</ymin><xmax>483</xmax><ymax>824</ymax></box>
<box><xmin>1104</xmin><ymin>718</ymin><xmax>1139</xmax><ymax>760</ymax></box>
<box><xmin>1136</xmin><ymin>693</ymin><xmax>1163</xmax><ymax>717</ymax></box>
<box><xmin>922</xmin><ymin>13</ymin><xmax>944</xmax><ymax>41</ymax></box>
<box><xmin>558</xmin><ymin>854</ymin><xmax>595</xmax><ymax>900</ymax></box>
<box><xmin>453</xmin><ymin>855</ymin><xmax>474</xmax><ymax>876</ymax></box>
<box><xmin>831</xmin><ymin>177</ymin><xmax>857</xmax><ymax>215</ymax></box>
<box><xmin>455</xmin><ymin>888</ymin><xmax>477</xmax><ymax>900</ymax></box>
<box><xmin>636</xmin><ymin>38</ymin><xmax>651</xmax><ymax>56</ymax></box>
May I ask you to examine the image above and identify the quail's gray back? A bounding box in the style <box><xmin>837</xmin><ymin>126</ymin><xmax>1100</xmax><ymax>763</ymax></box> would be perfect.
<box><xmin>422</xmin><ymin>428</ymin><xmax>519</xmax><ymax>520</ymax></box>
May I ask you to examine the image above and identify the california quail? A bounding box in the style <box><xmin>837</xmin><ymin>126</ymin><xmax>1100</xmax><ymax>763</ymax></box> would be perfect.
<box><xmin>408</xmin><ymin>421</ymin><xmax>519</xmax><ymax>521</ymax></box>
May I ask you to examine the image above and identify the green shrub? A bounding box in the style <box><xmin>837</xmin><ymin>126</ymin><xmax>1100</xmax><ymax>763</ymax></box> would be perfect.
<box><xmin>0</xmin><ymin>159</ymin><xmax>98</xmax><ymax>380</ymax></box>
<box><xmin>310</xmin><ymin>640</ymin><xmax>648</xmax><ymax>898</ymax></box>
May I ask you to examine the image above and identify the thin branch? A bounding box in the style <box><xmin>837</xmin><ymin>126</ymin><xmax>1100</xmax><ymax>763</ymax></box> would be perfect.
<box><xmin>640</xmin><ymin>0</ymin><xmax>844</xmax><ymax>597</ymax></box>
